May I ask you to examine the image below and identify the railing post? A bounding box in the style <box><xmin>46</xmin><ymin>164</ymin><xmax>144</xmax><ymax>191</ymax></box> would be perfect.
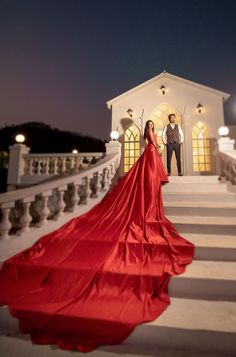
<box><xmin>105</xmin><ymin>140</ymin><xmax>121</xmax><ymax>170</ymax></box>
<box><xmin>218</xmin><ymin>136</ymin><xmax>235</xmax><ymax>152</ymax></box>
<box><xmin>218</xmin><ymin>134</ymin><xmax>236</xmax><ymax>184</ymax></box>
<box><xmin>7</xmin><ymin>144</ymin><xmax>30</xmax><ymax>191</ymax></box>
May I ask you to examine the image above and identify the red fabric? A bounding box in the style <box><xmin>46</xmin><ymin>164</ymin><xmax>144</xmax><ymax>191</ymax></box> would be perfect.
<box><xmin>0</xmin><ymin>132</ymin><xmax>194</xmax><ymax>352</ymax></box>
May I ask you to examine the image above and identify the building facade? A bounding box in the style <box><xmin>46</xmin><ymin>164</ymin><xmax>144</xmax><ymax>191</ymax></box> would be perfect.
<box><xmin>107</xmin><ymin>72</ymin><xmax>230</xmax><ymax>176</ymax></box>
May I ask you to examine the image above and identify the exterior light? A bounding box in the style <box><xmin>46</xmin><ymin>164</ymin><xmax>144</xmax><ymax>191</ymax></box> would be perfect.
<box><xmin>218</xmin><ymin>126</ymin><xmax>229</xmax><ymax>137</ymax></box>
<box><xmin>127</xmin><ymin>108</ymin><xmax>133</xmax><ymax>118</ymax></box>
<box><xmin>15</xmin><ymin>134</ymin><xmax>25</xmax><ymax>143</ymax></box>
<box><xmin>110</xmin><ymin>130</ymin><xmax>119</xmax><ymax>140</ymax></box>
<box><xmin>160</xmin><ymin>85</ymin><xmax>166</xmax><ymax>95</ymax></box>
<box><xmin>197</xmin><ymin>103</ymin><xmax>204</xmax><ymax>113</ymax></box>
<box><xmin>72</xmin><ymin>149</ymin><xmax>78</xmax><ymax>154</ymax></box>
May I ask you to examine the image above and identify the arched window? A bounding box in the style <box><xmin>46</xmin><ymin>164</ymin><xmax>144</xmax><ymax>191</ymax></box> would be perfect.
<box><xmin>192</xmin><ymin>122</ymin><xmax>211</xmax><ymax>172</ymax></box>
<box><xmin>124</xmin><ymin>125</ymin><xmax>140</xmax><ymax>173</ymax></box>
<box><xmin>150</xmin><ymin>103</ymin><xmax>181</xmax><ymax>153</ymax></box>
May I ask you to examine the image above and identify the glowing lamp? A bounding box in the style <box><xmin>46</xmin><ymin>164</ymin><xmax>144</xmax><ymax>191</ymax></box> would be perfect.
<box><xmin>110</xmin><ymin>130</ymin><xmax>119</xmax><ymax>140</ymax></box>
<box><xmin>15</xmin><ymin>134</ymin><xmax>25</xmax><ymax>143</ymax></box>
<box><xmin>218</xmin><ymin>126</ymin><xmax>229</xmax><ymax>137</ymax></box>
<box><xmin>72</xmin><ymin>149</ymin><xmax>78</xmax><ymax>154</ymax></box>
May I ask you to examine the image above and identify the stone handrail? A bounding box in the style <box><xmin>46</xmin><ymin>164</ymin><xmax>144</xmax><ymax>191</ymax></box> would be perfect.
<box><xmin>219</xmin><ymin>150</ymin><xmax>236</xmax><ymax>185</ymax></box>
<box><xmin>0</xmin><ymin>152</ymin><xmax>120</xmax><ymax>240</ymax></box>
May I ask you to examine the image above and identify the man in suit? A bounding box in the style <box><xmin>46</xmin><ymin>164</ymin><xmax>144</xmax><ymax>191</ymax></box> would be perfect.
<box><xmin>162</xmin><ymin>113</ymin><xmax>184</xmax><ymax>176</ymax></box>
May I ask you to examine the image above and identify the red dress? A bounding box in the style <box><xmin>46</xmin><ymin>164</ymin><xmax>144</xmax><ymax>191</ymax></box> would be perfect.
<box><xmin>0</xmin><ymin>130</ymin><xmax>194</xmax><ymax>352</ymax></box>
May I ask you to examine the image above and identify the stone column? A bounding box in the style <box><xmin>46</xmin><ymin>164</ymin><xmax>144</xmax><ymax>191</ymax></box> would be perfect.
<box><xmin>217</xmin><ymin>136</ymin><xmax>235</xmax><ymax>180</ymax></box>
<box><xmin>218</xmin><ymin>137</ymin><xmax>235</xmax><ymax>152</ymax></box>
<box><xmin>7</xmin><ymin>144</ymin><xmax>30</xmax><ymax>191</ymax></box>
<box><xmin>105</xmin><ymin>140</ymin><xmax>122</xmax><ymax>170</ymax></box>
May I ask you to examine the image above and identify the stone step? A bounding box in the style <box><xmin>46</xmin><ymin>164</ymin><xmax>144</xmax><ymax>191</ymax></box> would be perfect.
<box><xmin>185</xmin><ymin>233</ymin><xmax>236</xmax><ymax>261</ymax></box>
<box><xmin>128</xmin><ymin>298</ymin><xmax>236</xmax><ymax>356</ymax></box>
<box><xmin>169</xmin><ymin>215</ymin><xmax>236</xmax><ymax>235</ymax></box>
<box><xmin>0</xmin><ymin>305</ymin><xmax>233</xmax><ymax>357</ymax></box>
<box><xmin>163</xmin><ymin>191</ymin><xmax>236</xmax><ymax>203</ymax></box>
<box><xmin>167</xmin><ymin>175</ymin><xmax>220</xmax><ymax>184</ymax></box>
<box><xmin>163</xmin><ymin>183</ymin><xmax>228</xmax><ymax>193</ymax></box>
<box><xmin>169</xmin><ymin>260</ymin><xmax>236</xmax><ymax>301</ymax></box>
<box><xmin>164</xmin><ymin>201</ymin><xmax>236</xmax><ymax>217</ymax></box>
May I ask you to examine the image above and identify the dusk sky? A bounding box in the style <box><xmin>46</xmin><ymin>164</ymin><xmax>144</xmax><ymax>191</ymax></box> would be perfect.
<box><xmin>0</xmin><ymin>0</ymin><xmax>235</xmax><ymax>140</ymax></box>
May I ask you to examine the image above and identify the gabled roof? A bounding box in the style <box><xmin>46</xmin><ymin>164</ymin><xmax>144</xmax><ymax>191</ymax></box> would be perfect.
<box><xmin>106</xmin><ymin>71</ymin><xmax>230</xmax><ymax>109</ymax></box>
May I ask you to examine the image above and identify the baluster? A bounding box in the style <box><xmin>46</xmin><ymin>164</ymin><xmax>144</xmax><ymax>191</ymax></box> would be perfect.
<box><xmin>18</xmin><ymin>199</ymin><xmax>33</xmax><ymax>235</ymax></box>
<box><xmin>84</xmin><ymin>176</ymin><xmax>92</xmax><ymax>204</ymax></box>
<box><xmin>36</xmin><ymin>158</ymin><xmax>42</xmax><ymax>175</ymax></box>
<box><xmin>61</xmin><ymin>158</ymin><xmax>66</xmax><ymax>173</ymax></box>
<box><xmin>69</xmin><ymin>183</ymin><xmax>80</xmax><ymax>212</ymax></box>
<box><xmin>29</xmin><ymin>158</ymin><xmax>34</xmax><ymax>175</ymax></box>
<box><xmin>107</xmin><ymin>166</ymin><xmax>112</xmax><ymax>186</ymax></box>
<box><xmin>111</xmin><ymin>162</ymin><xmax>116</xmax><ymax>178</ymax></box>
<box><xmin>102</xmin><ymin>168</ymin><xmax>109</xmax><ymax>192</ymax></box>
<box><xmin>70</xmin><ymin>157</ymin><xmax>75</xmax><ymax>173</ymax></box>
<box><xmin>94</xmin><ymin>171</ymin><xmax>102</xmax><ymax>197</ymax></box>
<box><xmin>0</xmin><ymin>204</ymin><xmax>14</xmax><ymax>240</ymax></box>
<box><xmin>87</xmin><ymin>157</ymin><xmax>93</xmax><ymax>165</ymax></box>
<box><xmin>73</xmin><ymin>157</ymin><xmax>80</xmax><ymax>172</ymax></box>
<box><xmin>53</xmin><ymin>158</ymin><xmax>58</xmax><ymax>174</ymax></box>
<box><xmin>37</xmin><ymin>192</ymin><xmax>51</xmax><ymax>227</ymax></box>
<box><xmin>56</xmin><ymin>186</ymin><xmax>67</xmax><ymax>218</ymax></box>
<box><xmin>45</xmin><ymin>158</ymin><xmax>50</xmax><ymax>175</ymax></box>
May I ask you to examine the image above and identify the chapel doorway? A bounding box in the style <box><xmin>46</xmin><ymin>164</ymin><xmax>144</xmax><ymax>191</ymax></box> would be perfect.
<box><xmin>150</xmin><ymin>103</ymin><xmax>184</xmax><ymax>175</ymax></box>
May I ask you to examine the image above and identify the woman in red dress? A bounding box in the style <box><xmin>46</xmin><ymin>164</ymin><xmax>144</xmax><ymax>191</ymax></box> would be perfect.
<box><xmin>0</xmin><ymin>120</ymin><xmax>194</xmax><ymax>352</ymax></box>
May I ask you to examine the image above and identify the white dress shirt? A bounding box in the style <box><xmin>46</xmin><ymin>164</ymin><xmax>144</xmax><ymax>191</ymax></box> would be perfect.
<box><xmin>162</xmin><ymin>124</ymin><xmax>184</xmax><ymax>144</ymax></box>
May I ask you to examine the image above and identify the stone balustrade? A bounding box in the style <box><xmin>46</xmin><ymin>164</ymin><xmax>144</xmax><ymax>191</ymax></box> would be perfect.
<box><xmin>23</xmin><ymin>152</ymin><xmax>104</xmax><ymax>176</ymax></box>
<box><xmin>7</xmin><ymin>144</ymin><xmax>105</xmax><ymax>189</ymax></box>
<box><xmin>0</xmin><ymin>151</ymin><xmax>120</xmax><ymax>240</ymax></box>
<box><xmin>219</xmin><ymin>150</ymin><xmax>236</xmax><ymax>185</ymax></box>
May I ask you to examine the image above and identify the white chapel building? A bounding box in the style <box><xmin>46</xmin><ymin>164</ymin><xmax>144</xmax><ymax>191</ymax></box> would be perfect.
<box><xmin>106</xmin><ymin>71</ymin><xmax>230</xmax><ymax>176</ymax></box>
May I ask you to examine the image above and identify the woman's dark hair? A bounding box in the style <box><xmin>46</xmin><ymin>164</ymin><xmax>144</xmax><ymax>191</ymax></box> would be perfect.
<box><xmin>144</xmin><ymin>120</ymin><xmax>155</xmax><ymax>139</ymax></box>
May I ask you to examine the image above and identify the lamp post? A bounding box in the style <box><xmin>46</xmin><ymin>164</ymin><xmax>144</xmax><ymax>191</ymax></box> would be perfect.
<box><xmin>7</xmin><ymin>134</ymin><xmax>29</xmax><ymax>190</ymax></box>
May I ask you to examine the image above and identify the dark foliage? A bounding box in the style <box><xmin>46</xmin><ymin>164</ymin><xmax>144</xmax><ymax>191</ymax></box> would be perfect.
<box><xmin>0</xmin><ymin>122</ymin><xmax>106</xmax><ymax>153</ymax></box>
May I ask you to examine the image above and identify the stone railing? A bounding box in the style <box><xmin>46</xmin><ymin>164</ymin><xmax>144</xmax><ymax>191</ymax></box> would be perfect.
<box><xmin>0</xmin><ymin>145</ymin><xmax>121</xmax><ymax>241</ymax></box>
<box><xmin>23</xmin><ymin>152</ymin><xmax>104</xmax><ymax>176</ymax></box>
<box><xmin>7</xmin><ymin>143</ymin><xmax>105</xmax><ymax>189</ymax></box>
<box><xmin>218</xmin><ymin>135</ymin><xmax>236</xmax><ymax>185</ymax></box>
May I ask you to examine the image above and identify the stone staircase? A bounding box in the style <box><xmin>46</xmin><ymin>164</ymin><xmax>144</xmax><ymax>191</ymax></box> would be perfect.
<box><xmin>0</xmin><ymin>176</ymin><xmax>236</xmax><ymax>356</ymax></box>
